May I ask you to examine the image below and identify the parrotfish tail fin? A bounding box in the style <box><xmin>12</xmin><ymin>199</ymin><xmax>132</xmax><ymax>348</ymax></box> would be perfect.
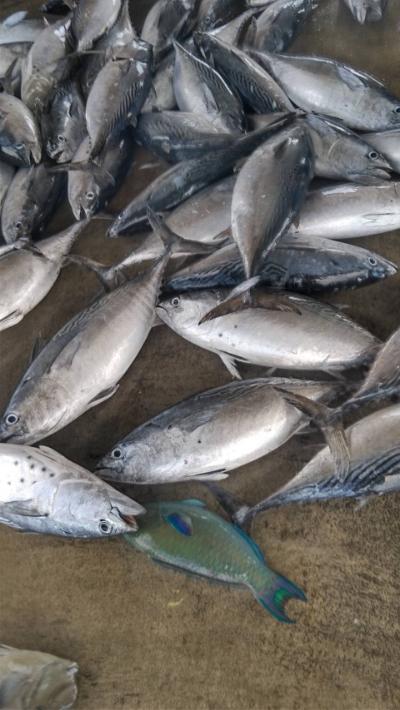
<box><xmin>198</xmin><ymin>280</ymin><xmax>301</xmax><ymax>325</ymax></box>
<box><xmin>66</xmin><ymin>254</ymin><xmax>126</xmax><ymax>292</ymax></box>
<box><xmin>252</xmin><ymin>572</ymin><xmax>307</xmax><ymax>623</ymax></box>
<box><xmin>146</xmin><ymin>208</ymin><xmax>217</xmax><ymax>259</ymax></box>
<box><xmin>273</xmin><ymin>387</ymin><xmax>351</xmax><ymax>480</ymax></box>
<box><xmin>203</xmin><ymin>482</ymin><xmax>254</xmax><ymax>535</ymax></box>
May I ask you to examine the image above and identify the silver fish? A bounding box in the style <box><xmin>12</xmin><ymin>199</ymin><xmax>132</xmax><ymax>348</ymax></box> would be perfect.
<box><xmin>208</xmin><ymin>8</ymin><xmax>259</xmax><ymax>48</ymax></box>
<box><xmin>250</xmin><ymin>49</ymin><xmax>400</xmax><ymax>131</ymax></box>
<box><xmin>0</xmin><ymin>234</ymin><xmax>171</xmax><ymax>444</ymax></box>
<box><xmin>67</xmin><ymin>129</ymin><xmax>134</xmax><ymax>220</ymax></box>
<box><xmin>165</xmin><ymin>234</ymin><xmax>397</xmax><ymax>293</ymax></box>
<box><xmin>1</xmin><ymin>165</ymin><xmax>65</xmax><ymax>243</ymax></box>
<box><xmin>86</xmin><ymin>40</ymin><xmax>152</xmax><ymax>158</ymax></box>
<box><xmin>362</xmin><ymin>129</ymin><xmax>400</xmax><ymax>174</ymax></box>
<box><xmin>231</xmin><ymin>122</ymin><xmax>314</xmax><ymax>278</ymax></box>
<box><xmin>173</xmin><ymin>41</ymin><xmax>245</xmax><ymax>133</ymax></box>
<box><xmin>0</xmin><ymin>444</ymin><xmax>144</xmax><ymax>536</ymax></box>
<box><xmin>141</xmin><ymin>52</ymin><xmax>177</xmax><ymax>112</ymax></box>
<box><xmin>97</xmin><ymin>378</ymin><xmax>343</xmax><ymax>484</ymax></box>
<box><xmin>141</xmin><ymin>0</ymin><xmax>197</xmax><ymax>65</ymax></box>
<box><xmin>302</xmin><ymin>114</ymin><xmax>392</xmax><ymax>184</ymax></box>
<box><xmin>41</xmin><ymin>79</ymin><xmax>86</xmax><ymax>163</ymax></box>
<box><xmin>72</xmin><ymin>0</ymin><xmax>121</xmax><ymax>52</ymax></box>
<box><xmin>0</xmin><ymin>92</ymin><xmax>42</xmax><ymax>165</ymax></box>
<box><xmin>198</xmin><ymin>33</ymin><xmax>294</xmax><ymax>113</ymax></box>
<box><xmin>0</xmin><ymin>645</ymin><xmax>78</xmax><ymax>710</ymax></box>
<box><xmin>0</xmin><ymin>12</ymin><xmax>45</xmax><ymax>45</ymax></box>
<box><xmin>254</xmin><ymin>0</ymin><xmax>314</xmax><ymax>53</ymax></box>
<box><xmin>288</xmin><ymin>182</ymin><xmax>400</xmax><ymax>240</ymax></box>
<box><xmin>0</xmin><ymin>161</ymin><xmax>15</xmax><ymax>212</ymax></box>
<box><xmin>342</xmin><ymin>0</ymin><xmax>388</xmax><ymax>24</ymax></box>
<box><xmin>197</xmin><ymin>0</ymin><xmax>248</xmax><ymax>31</ymax></box>
<box><xmin>21</xmin><ymin>16</ymin><xmax>73</xmax><ymax>116</ymax></box>
<box><xmin>0</xmin><ymin>223</ymin><xmax>86</xmax><ymax>332</ymax></box>
<box><xmin>156</xmin><ymin>290</ymin><xmax>379</xmax><ymax>377</ymax></box>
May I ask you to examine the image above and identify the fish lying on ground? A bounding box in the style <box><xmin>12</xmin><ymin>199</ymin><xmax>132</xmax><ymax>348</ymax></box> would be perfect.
<box><xmin>0</xmin><ymin>645</ymin><xmax>78</xmax><ymax>710</ymax></box>
<box><xmin>124</xmin><ymin>499</ymin><xmax>306</xmax><ymax>622</ymax></box>
<box><xmin>342</xmin><ymin>0</ymin><xmax>388</xmax><ymax>24</ymax></box>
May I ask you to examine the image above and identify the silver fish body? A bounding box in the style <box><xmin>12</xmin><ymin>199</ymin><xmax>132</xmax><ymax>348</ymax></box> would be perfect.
<box><xmin>362</xmin><ymin>129</ymin><xmax>400</xmax><ymax>174</ymax></box>
<box><xmin>1</xmin><ymin>165</ymin><xmax>65</xmax><ymax>243</ymax></box>
<box><xmin>0</xmin><ymin>161</ymin><xmax>15</xmax><ymax>212</ymax></box>
<box><xmin>166</xmin><ymin>175</ymin><xmax>235</xmax><ymax>242</ymax></box>
<box><xmin>254</xmin><ymin>0</ymin><xmax>314</xmax><ymax>53</ymax></box>
<box><xmin>142</xmin><ymin>52</ymin><xmax>177</xmax><ymax>112</ymax></box>
<box><xmin>208</xmin><ymin>9</ymin><xmax>259</xmax><ymax>47</ymax></box>
<box><xmin>41</xmin><ymin>79</ymin><xmax>86</xmax><ymax>163</ymax></box>
<box><xmin>72</xmin><ymin>0</ymin><xmax>121</xmax><ymax>52</ymax></box>
<box><xmin>0</xmin><ymin>13</ymin><xmax>45</xmax><ymax>45</ymax></box>
<box><xmin>0</xmin><ymin>645</ymin><xmax>78</xmax><ymax>710</ymax></box>
<box><xmin>0</xmin><ymin>93</ymin><xmax>42</xmax><ymax>165</ymax></box>
<box><xmin>0</xmin><ymin>223</ymin><xmax>85</xmax><ymax>332</ymax></box>
<box><xmin>251</xmin><ymin>50</ymin><xmax>400</xmax><ymax>131</ymax></box>
<box><xmin>141</xmin><ymin>0</ymin><xmax>196</xmax><ymax>65</ymax></box>
<box><xmin>165</xmin><ymin>234</ymin><xmax>397</xmax><ymax>293</ymax></box>
<box><xmin>231</xmin><ymin>122</ymin><xmax>314</xmax><ymax>277</ymax></box>
<box><xmin>0</xmin><ymin>258</ymin><xmax>168</xmax><ymax>444</ymax></box>
<box><xmin>157</xmin><ymin>290</ymin><xmax>379</xmax><ymax>375</ymax></box>
<box><xmin>97</xmin><ymin>378</ymin><xmax>343</xmax><ymax>484</ymax></box>
<box><xmin>342</xmin><ymin>0</ymin><xmax>388</xmax><ymax>24</ymax></box>
<box><xmin>197</xmin><ymin>0</ymin><xmax>248</xmax><ymax>31</ymax></box>
<box><xmin>0</xmin><ymin>444</ymin><xmax>144</xmax><ymax>536</ymax></box>
<box><xmin>68</xmin><ymin>129</ymin><xmax>134</xmax><ymax>220</ymax></box>
<box><xmin>288</xmin><ymin>182</ymin><xmax>400</xmax><ymax>240</ymax></box>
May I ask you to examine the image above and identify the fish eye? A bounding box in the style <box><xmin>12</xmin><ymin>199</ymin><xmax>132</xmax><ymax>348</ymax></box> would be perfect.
<box><xmin>112</xmin><ymin>447</ymin><xmax>123</xmax><ymax>459</ymax></box>
<box><xmin>85</xmin><ymin>191</ymin><xmax>95</xmax><ymax>200</ymax></box>
<box><xmin>15</xmin><ymin>142</ymin><xmax>24</xmax><ymax>150</ymax></box>
<box><xmin>99</xmin><ymin>520</ymin><xmax>112</xmax><ymax>534</ymax></box>
<box><xmin>395</xmin><ymin>107</ymin><xmax>400</xmax><ymax>115</ymax></box>
<box><xmin>15</xmin><ymin>222</ymin><xmax>22</xmax><ymax>230</ymax></box>
<box><xmin>204</xmin><ymin>15</ymin><xmax>211</xmax><ymax>25</ymax></box>
<box><xmin>58</xmin><ymin>135</ymin><xmax>66</xmax><ymax>142</ymax></box>
<box><xmin>171</xmin><ymin>296</ymin><xmax>180</xmax><ymax>308</ymax></box>
<box><xmin>369</xmin><ymin>257</ymin><xmax>378</xmax><ymax>266</ymax></box>
<box><xmin>5</xmin><ymin>413</ymin><xmax>19</xmax><ymax>426</ymax></box>
<box><xmin>368</xmin><ymin>151</ymin><xmax>378</xmax><ymax>160</ymax></box>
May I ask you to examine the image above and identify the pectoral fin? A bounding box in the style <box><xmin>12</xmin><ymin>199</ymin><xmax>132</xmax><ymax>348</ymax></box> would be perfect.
<box><xmin>164</xmin><ymin>512</ymin><xmax>193</xmax><ymax>536</ymax></box>
<box><xmin>3</xmin><ymin>499</ymin><xmax>47</xmax><ymax>517</ymax></box>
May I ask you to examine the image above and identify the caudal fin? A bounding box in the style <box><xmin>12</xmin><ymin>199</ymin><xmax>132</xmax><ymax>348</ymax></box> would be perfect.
<box><xmin>252</xmin><ymin>572</ymin><xmax>307</xmax><ymax>623</ymax></box>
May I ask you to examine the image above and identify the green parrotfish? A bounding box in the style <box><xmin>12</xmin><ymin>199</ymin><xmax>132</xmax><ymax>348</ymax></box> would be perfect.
<box><xmin>124</xmin><ymin>500</ymin><xmax>306</xmax><ymax>623</ymax></box>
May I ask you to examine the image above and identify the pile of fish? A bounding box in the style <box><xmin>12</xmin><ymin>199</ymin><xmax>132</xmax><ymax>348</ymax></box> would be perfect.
<box><xmin>0</xmin><ymin>0</ymin><xmax>399</xmax><ymax>666</ymax></box>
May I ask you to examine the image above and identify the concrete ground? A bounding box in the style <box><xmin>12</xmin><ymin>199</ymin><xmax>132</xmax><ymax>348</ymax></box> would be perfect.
<box><xmin>0</xmin><ymin>0</ymin><xmax>399</xmax><ymax>708</ymax></box>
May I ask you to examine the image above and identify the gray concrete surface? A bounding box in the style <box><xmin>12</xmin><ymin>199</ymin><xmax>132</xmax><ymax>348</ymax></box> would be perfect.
<box><xmin>0</xmin><ymin>1</ymin><xmax>399</xmax><ymax>708</ymax></box>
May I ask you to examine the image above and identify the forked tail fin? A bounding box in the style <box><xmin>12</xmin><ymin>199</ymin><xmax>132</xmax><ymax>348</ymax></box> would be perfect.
<box><xmin>252</xmin><ymin>572</ymin><xmax>307</xmax><ymax>623</ymax></box>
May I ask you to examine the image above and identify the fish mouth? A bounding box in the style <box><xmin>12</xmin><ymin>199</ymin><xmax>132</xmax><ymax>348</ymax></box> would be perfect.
<box><xmin>351</xmin><ymin>169</ymin><xmax>392</xmax><ymax>185</ymax></box>
<box><xmin>0</xmin><ymin>426</ymin><xmax>25</xmax><ymax>443</ymax></box>
<box><xmin>120</xmin><ymin>514</ymin><xmax>139</xmax><ymax>530</ymax></box>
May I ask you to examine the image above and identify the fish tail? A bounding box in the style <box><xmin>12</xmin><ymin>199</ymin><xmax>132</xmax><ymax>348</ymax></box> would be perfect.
<box><xmin>252</xmin><ymin>572</ymin><xmax>307</xmax><ymax>623</ymax></box>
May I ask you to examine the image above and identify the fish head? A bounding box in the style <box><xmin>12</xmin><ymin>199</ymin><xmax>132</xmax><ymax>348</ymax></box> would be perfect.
<box><xmin>157</xmin><ymin>291</ymin><xmax>217</xmax><ymax>330</ymax></box>
<box><xmin>96</xmin><ymin>442</ymin><xmax>130</xmax><ymax>480</ymax></box>
<box><xmin>197</xmin><ymin>0</ymin><xmax>228</xmax><ymax>31</ymax></box>
<box><xmin>8</xmin><ymin>139</ymin><xmax>41</xmax><ymax>166</ymax></box>
<box><xmin>2</xmin><ymin>213</ymin><xmax>31</xmax><ymax>241</ymax></box>
<box><xmin>338</xmin><ymin>140</ymin><xmax>393</xmax><ymax>184</ymax></box>
<box><xmin>0</xmin><ymin>377</ymin><xmax>71</xmax><ymax>445</ymax></box>
<box><xmin>68</xmin><ymin>172</ymin><xmax>102</xmax><ymax>220</ymax></box>
<box><xmin>363</xmin><ymin>253</ymin><xmax>398</xmax><ymax>282</ymax></box>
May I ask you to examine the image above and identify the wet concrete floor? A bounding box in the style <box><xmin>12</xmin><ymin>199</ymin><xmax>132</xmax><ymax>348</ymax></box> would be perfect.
<box><xmin>0</xmin><ymin>0</ymin><xmax>399</xmax><ymax>708</ymax></box>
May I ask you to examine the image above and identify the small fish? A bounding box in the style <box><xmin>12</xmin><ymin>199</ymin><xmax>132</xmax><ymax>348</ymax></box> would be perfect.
<box><xmin>362</xmin><ymin>129</ymin><xmax>400</xmax><ymax>174</ymax></box>
<box><xmin>288</xmin><ymin>182</ymin><xmax>400</xmax><ymax>240</ymax></box>
<box><xmin>342</xmin><ymin>0</ymin><xmax>388</xmax><ymax>24</ymax></box>
<box><xmin>141</xmin><ymin>0</ymin><xmax>197</xmax><ymax>65</ymax></box>
<box><xmin>141</xmin><ymin>52</ymin><xmax>177</xmax><ymax>112</ymax></box>
<box><xmin>0</xmin><ymin>13</ymin><xmax>45</xmax><ymax>45</ymax></box>
<box><xmin>156</xmin><ymin>290</ymin><xmax>379</xmax><ymax>378</ymax></box>
<box><xmin>254</xmin><ymin>0</ymin><xmax>314</xmax><ymax>53</ymax></box>
<box><xmin>41</xmin><ymin>79</ymin><xmax>86</xmax><ymax>163</ymax></box>
<box><xmin>197</xmin><ymin>33</ymin><xmax>294</xmax><ymax>114</ymax></box>
<box><xmin>165</xmin><ymin>234</ymin><xmax>397</xmax><ymax>294</ymax></box>
<box><xmin>72</xmin><ymin>0</ymin><xmax>121</xmax><ymax>52</ymax></box>
<box><xmin>0</xmin><ymin>444</ymin><xmax>144</xmax><ymax>536</ymax></box>
<box><xmin>97</xmin><ymin>378</ymin><xmax>343</xmax><ymax>484</ymax></box>
<box><xmin>250</xmin><ymin>49</ymin><xmax>400</xmax><ymax>131</ymax></box>
<box><xmin>0</xmin><ymin>161</ymin><xmax>15</xmax><ymax>212</ymax></box>
<box><xmin>124</xmin><ymin>499</ymin><xmax>306</xmax><ymax>622</ymax></box>
<box><xmin>1</xmin><ymin>164</ymin><xmax>65</xmax><ymax>243</ymax></box>
<box><xmin>197</xmin><ymin>0</ymin><xmax>248</xmax><ymax>31</ymax></box>
<box><xmin>85</xmin><ymin>40</ymin><xmax>152</xmax><ymax>158</ymax></box>
<box><xmin>0</xmin><ymin>645</ymin><xmax>78</xmax><ymax>710</ymax></box>
<box><xmin>173</xmin><ymin>41</ymin><xmax>245</xmax><ymax>133</ymax></box>
<box><xmin>0</xmin><ymin>222</ymin><xmax>86</xmax><ymax>332</ymax></box>
<box><xmin>0</xmin><ymin>92</ymin><xmax>42</xmax><ymax>165</ymax></box>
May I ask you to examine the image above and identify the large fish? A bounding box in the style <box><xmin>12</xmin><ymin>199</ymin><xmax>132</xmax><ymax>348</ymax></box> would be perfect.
<box><xmin>0</xmin><ymin>92</ymin><xmax>42</xmax><ymax>165</ymax></box>
<box><xmin>72</xmin><ymin>0</ymin><xmax>121</xmax><ymax>52</ymax></box>
<box><xmin>97</xmin><ymin>378</ymin><xmax>343</xmax><ymax>484</ymax></box>
<box><xmin>254</xmin><ymin>0</ymin><xmax>314</xmax><ymax>53</ymax></box>
<box><xmin>124</xmin><ymin>499</ymin><xmax>306</xmax><ymax>622</ymax></box>
<box><xmin>288</xmin><ymin>182</ymin><xmax>400</xmax><ymax>240</ymax></box>
<box><xmin>0</xmin><ymin>215</ymin><xmax>173</xmax><ymax>444</ymax></box>
<box><xmin>198</xmin><ymin>33</ymin><xmax>294</xmax><ymax>114</ymax></box>
<box><xmin>41</xmin><ymin>79</ymin><xmax>86</xmax><ymax>163</ymax></box>
<box><xmin>196</xmin><ymin>0</ymin><xmax>248</xmax><ymax>31</ymax></box>
<box><xmin>0</xmin><ymin>222</ymin><xmax>86</xmax><ymax>332</ymax></box>
<box><xmin>362</xmin><ymin>129</ymin><xmax>400</xmax><ymax>174</ymax></box>
<box><xmin>173</xmin><ymin>41</ymin><xmax>245</xmax><ymax>133</ymax></box>
<box><xmin>85</xmin><ymin>39</ymin><xmax>152</xmax><ymax>158</ymax></box>
<box><xmin>141</xmin><ymin>0</ymin><xmax>197</xmax><ymax>65</ymax></box>
<box><xmin>164</xmin><ymin>234</ymin><xmax>397</xmax><ymax>294</ymax></box>
<box><xmin>0</xmin><ymin>645</ymin><xmax>78</xmax><ymax>710</ymax></box>
<box><xmin>342</xmin><ymin>0</ymin><xmax>388</xmax><ymax>24</ymax></box>
<box><xmin>231</xmin><ymin>122</ymin><xmax>314</xmax><ymax>279</ymax></box>
<box><xmin>156</xmin><ymin>290</ymin><xmax>379</xmax><ymax>377</ymax></box>
<box><xmin>141</xmin><ymin>52</ymin><xmax>177</xmax><ymax>112</ymax></box>
<box><xmin>109</xmin><ymin>115</ymin><xmax>293</xmax><ymax>235</ymax></box>
<box><xmin>1</xmin><ymin>164</ymin><xmax>65</xmax><ymax>243</ymax></box>
<box><xmin>250</xmin><ymin>49</ymin><xmax>400</xmax><ymax>131</ymax></box>
<box><xmin>0</xmin><ymin>444</ymin><xmax>144</xmax><ymax>536</ymax></box>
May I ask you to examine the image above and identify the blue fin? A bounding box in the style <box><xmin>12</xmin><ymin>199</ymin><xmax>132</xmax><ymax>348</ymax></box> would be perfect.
<box><xmin>233</xmin><ymin>525</ymin><xmax>266</xmax><ymax>565</ymax></box>
<box><xmin>181</xmin><ymin>499</ymin><xmax>206</xmax><ymax>507</ymax></box>
<box><xmin>252</xmin><ymin>572</ymin><xmax>307</xmax><ymax>623</ymax></box>
<box><xmin>164</xmin><ymin>512</ymin><xmax>193</xmax><ymax>536</ymax></box>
